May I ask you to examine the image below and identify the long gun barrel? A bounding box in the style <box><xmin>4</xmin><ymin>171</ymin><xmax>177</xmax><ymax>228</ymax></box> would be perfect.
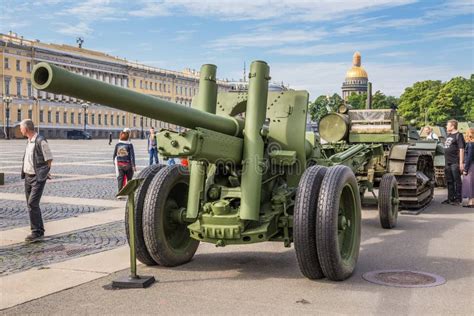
<box><xmin>31</xmin><ymin>62</ymin><xmax>242</xmax><ymax>136</ymax></box>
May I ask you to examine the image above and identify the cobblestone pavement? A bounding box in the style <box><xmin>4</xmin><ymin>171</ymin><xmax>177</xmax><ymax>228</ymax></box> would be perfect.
<box><xmin>0</xmin><ymin>200</ymin><xmax>106</xmax><ymax>230</ymax></box>
<box><xmin>0</xmin><ymin>177</ymin><xmax>119</xmax><ymax>200</ymax></box>
<box><xmin>0</xmin><ymin>139</ymin><xmax>150</xmax><ymax>276</ymax></box>
<box><xmin>0</xmin><ymin>221</ymin><xmax>125</xmax><ymax>275</ymax></box>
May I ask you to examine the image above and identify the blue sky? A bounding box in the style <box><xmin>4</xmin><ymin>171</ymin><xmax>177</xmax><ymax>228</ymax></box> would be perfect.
<box><xmin>2</xmin><ymin>0</ymin><xmax>473</xmax><ymax>97</ymax></box>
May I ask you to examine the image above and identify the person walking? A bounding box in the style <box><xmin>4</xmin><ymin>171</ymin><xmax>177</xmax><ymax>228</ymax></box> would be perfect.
<box><xmin>20</xmin><ymin>119</ymin><xmax>53</xmax><ymax>242</ymax></box>
<box><xmin>442</xmin><ymin>120</ymin><xmax>465</xmax><ymax>206</ymax></box>
<box><xmin>423</xmin><ymin>126</ymin><xmax>439</xmax><ymax>141</ymax></box>
<box><xmin>147</xmin><ymin>127</ymin><xmax>159</xmax><ymax>165</ymax></box>
<box><xmin>113</xmin><ymin>130</ymin><xmax>136</xmax><ymax>196</ymax></box>
<box><xmin>462</xmin><ymin>128</ymin><xmax>474</xmax><ymax>208</ymax></box>
<box><xmin>108</xmin><ymin>132</ymin><xmax>113</xmax><ymax>145</ymax></box>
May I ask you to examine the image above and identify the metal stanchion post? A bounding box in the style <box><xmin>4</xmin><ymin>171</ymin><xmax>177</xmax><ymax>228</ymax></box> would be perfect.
<box><xmin>112</xmin><ymin>178</ymin><xmax>156</xmax><ymax>288</ymax></box>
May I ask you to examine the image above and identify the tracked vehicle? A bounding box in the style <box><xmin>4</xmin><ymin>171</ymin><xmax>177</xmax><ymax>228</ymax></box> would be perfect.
<box><xmin>317</xmin><ymin>105</ymin><xmax>435</xmax><ymax>227</ymax></box>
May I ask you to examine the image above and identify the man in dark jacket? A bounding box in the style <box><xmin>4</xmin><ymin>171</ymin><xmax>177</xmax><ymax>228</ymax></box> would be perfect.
<box><xmin>443</xmin><ymin>119</ymin><xmax>465</xmax><ymax>206</ymax></box>
<box><xmin>20</xmin><ymin>119</ymin><xmax>53</xmax><ymax>242</ymax></box>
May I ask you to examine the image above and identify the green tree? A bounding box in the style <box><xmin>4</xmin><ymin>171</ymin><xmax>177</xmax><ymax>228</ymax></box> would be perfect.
<box><xmin>371</xmin><ymin>90</ymin><xmax>399</xmax><ymax>109</ymax></box>
<box><xmin>398</xmin><ymin>80</ymin><xmax>443</xmax><ymax>126</ymax></box>
<box><xmin>347</xmin><ymin>93</ymin><xmax>367</xmax><ymax>109</ymax></box>
<box><xmin>309</xmin><ymin>93</ymin><xmax>342</xmax><ymax>121</ymax></box>
<box><xmin>430</xmin><ymin>76</ymin><xmax>474</xmax><ymax>124</ymax></box>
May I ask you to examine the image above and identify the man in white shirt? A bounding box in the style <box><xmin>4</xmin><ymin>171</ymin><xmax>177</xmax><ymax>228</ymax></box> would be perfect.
<box><xmin>20</xmin><ymin>119</ymin><xmax>53</xmax><ymax>242</ymax></box>
<box><xmin>423</xmin><ymin>126</ymin><xmax>439</xmax><ymax>141</ymax></box>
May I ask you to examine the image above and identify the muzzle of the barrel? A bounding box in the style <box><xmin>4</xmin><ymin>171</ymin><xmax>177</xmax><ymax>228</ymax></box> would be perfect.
<box><xmin>31</xmin><ymin>62</ymin><xmax>242</xmax><ymax>136</ymax></box>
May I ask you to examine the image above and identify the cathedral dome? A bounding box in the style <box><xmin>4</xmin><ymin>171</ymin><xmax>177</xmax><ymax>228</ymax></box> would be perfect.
<box><xmin>345</xmin><ymin>51</ymin><xmax>368</xmax><ymax>79</ymax></box>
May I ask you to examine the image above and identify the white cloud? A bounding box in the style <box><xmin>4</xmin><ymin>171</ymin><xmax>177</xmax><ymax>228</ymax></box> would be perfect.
<box><xmin>271</xmin><ymin>40</ymin><xmax>405</xmax><ymax>56</ymax></box>
<box><xmin>426</xmin><ymin>23</ymin><xmax>474</xmax><ymax>39</ymax></box>
<box><xmin>209</xmin><ymin>28</ymin><xmax>327</xmax><ymax>50</ymax></box>
<box><xmin>56</xmin><ymin>22</ymin><xmax>93</xmax><ymax>36</ymax></box>
<box><xmin>129</xmin><ymin>0</ymin><xmax>416</xmax><ymax>21</ymax></box>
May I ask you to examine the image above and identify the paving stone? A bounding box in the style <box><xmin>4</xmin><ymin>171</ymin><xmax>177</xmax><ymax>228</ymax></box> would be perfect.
<box><xmin>0</xmin><ymin>221</ymin><xmax>126</xmax><ymax>275</ymax></box>
<box><xmin>0</xmin><ymin>200</ymin><xmax>107</xmax><ymax>230</ymax></box>
<box><xmin>0</xmin><ymin>178</ymin><xmax>119</xmax><ymax>200</ymax></box>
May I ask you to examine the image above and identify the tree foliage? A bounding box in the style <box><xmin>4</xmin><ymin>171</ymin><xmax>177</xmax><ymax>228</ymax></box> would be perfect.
<box><xmin>309</xmin><ymin>93</ymin><xmax>343</xmax><ymax>121</ymax></box>
<box><xmin>398</xmin><ymin>75</ymin><xmax>473</xmax><ymax>126</ymax></box>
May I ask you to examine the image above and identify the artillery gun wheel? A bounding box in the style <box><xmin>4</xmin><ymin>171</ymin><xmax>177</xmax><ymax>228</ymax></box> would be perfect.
<box><xmin>316</xmin><ymin>165</ymin><xmax>361</xmax><ymax>281</ymax></box>
<box><xmin>378</xmin><ymin>174</ymin><xmax>399</xmax><ymax>229</ymax></box>
<box><xmin>294</xmin><ymin>166</ymin><xmax>328</xmax><ymax>279</ymax></box>
<box><xmin>143</xmin><ymin>165</ymin><xmax>199</xmax><ymax>266</ymax></box>
<box><xmin>125</xmin><ymin>164</ymin><xmax>165</xmax><ymax>266</ymax></box>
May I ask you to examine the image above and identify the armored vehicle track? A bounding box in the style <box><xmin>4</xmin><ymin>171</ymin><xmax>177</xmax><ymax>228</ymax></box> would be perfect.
<box><xmin>395</xmin><ymin>149</ymin><xmax>435</xmax><ymax>209</ymax></box>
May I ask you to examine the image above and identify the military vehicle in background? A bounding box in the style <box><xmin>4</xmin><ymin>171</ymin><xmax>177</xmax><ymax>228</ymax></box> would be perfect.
<box><xmin>32</xmin><ymin>61</ymin><xmax>362</xmax><ymax>281</ymax></box>
<box><xmin>412</xmin><ymin>128</ymin><xmax>446</xmax><ymax>187</ymax></box>
<box><xmin>315</xmin><ymin>101</ymin><xmax>435</xmax><ymax>228</ymax></box>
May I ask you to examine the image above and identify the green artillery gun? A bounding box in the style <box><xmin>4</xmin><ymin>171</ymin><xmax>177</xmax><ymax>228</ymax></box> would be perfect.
<box><xmin>315</xmin><ymin>105</ymin><xmax>435</xmax><ymax>227</ymax></box>
<box><xmin>32</xmin><ymin>61</ymin><xmax>361</xmax><ymax>281</ymax></box>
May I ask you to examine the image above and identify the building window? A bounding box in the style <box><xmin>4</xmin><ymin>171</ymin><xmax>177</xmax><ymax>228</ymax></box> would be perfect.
<box><xmin>56</xmin><ymin>111</ymin><xmax>60</xmax><ymax>123</ymax></box>
<box><xmin>28</xmin><ymin>109</ymin><xmax>32</xmax><ymax>119</ymax></box>
<box><xmin>122</xmin><ymin>115</ymin><xmax>125</xmax><ymax>126</ymax></box>
<box><xmin>27</xmin><ymin>81</ymin><xmax>32</xmax><ymax>97</ymax></box>
<box><xmin>180</xmin><ymin>87</ymin><xmax>183</xmax><ymax>95</ymax></box>
<box><xmin>39</xmin><ymin>110</ymin><xmax>44</xmax><ymax>123</ymax></box>
<box><xmin>91</xmin><ymin>113</ymin><xmax>95</xmax><ymax>125</ymax></box>
<box><xmin>78</xmin><ymin>113</ymin><xmax>82</xmax><ymax>124</ymax></box>
<box><xmin>16</xmin><ymin>60</ymin><xmax>21</xmax><ymax>71</ymax></box>
<box><xmin>48</xmin><ymin>111</ymin><xmax>52</xmax><ymax>123</ymax></box>
<box><xmin>104</xmin><ymin>114</ymin><xmax>108</xmax><ymax>125</ymax></box>
<box><xmin>63</xmin><ymin>112</ymin><xmax>67</xmax><ymax>123</ymax></box>
<box><xmin>116</xmin><ymin>115</ymin><xmax>120</xmax><ymax>126</ymax></box>
<box><xmin>17</xmin><ymin>109</ymin><xmax>22</xmax><ymax>122</ymax></box>
<box><xmin>140</xmin><ymin>81</ymin><xmax>143</xmax><ymax>89</ymax></box>
<box><xmin>110</xmin><ymin>114</ymin><xmax>114</xmax><ymax>126</ymax></box>
<box><xmin>4</xmin><ymin>78</ymin><xmax>10</xmax><ymax>95</ymax></box>
<box><xmin>27</xmin><ymin>62</ymin><xmax>31</xmax><ymax>73</ymax></box>
<box><xmin>133</xmin><ymin>115</ymin><xmax>136</xmax><ymax>127</ymax></box>
<box><xmin>159</xmin><ymin>83</ymin><xmax>162</xmax><ymax>92</ymax></box>
<box><xmin>176</xmin><ymin>86</ymin><xmax>178</xmax><ymax>94</ymax></box>
<box><xmin>155</xmin><ymin>83</ymin><xmax>157</xmax><ymax>90</ymax></box>
<box><xmin>4</xmin><ymin>57</ymin><xmax>9</xmax><ymax>69</ymax></box>
<box><xmin>133</xmin><ymin>79</ymin><xmax>136</xmax><ymax>88</ymax></box>
<box><xmin>16</xmin><ymin>79</ymin><xmax>22</xmax><ymax>97</ymax></box>
<box><xmin>98</xmin><ymin>114</ymin><xmax>102</xmax><ymax>125</ymax></box>
<box><xmin>168</xmin><ymin>84</ymin><xmax>171</xmax><ymax>93</ymax></box>
<box><xmin>71</xmin><ymin>112</ymin><xmax>74</xmax><ymax>124</ymax></box>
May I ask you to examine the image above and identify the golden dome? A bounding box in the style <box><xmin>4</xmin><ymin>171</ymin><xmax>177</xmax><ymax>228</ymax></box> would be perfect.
<box><xmin>345</xmin><ymin>51</ymin><xmax>368</xmax><ymax>79</ymax></box>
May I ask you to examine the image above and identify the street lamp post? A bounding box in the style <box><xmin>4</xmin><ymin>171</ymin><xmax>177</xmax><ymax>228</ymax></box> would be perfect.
<box><xmin>3</xmin><ymin>96</ymin><xmax>12</xmax><ymax>139</ymax></box>
<box><xmin>82</xmin><ymin>103</ymin><xmax>89</xmax><ymax>132</ymax></box>
<box><xmin>33</xmin><ymin>96</ymin><xmax>40</xmax><ymax>134</ymax></box>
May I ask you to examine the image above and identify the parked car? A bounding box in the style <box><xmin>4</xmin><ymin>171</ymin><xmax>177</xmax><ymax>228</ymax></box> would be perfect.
<box><xmin>66</xmin><ymin>130</ymin><xmax>92</xmax><ymax>140</ymax></box>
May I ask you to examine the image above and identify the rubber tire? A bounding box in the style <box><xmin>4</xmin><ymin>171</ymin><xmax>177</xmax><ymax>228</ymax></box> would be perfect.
<box><xmin>125</xmin><ymin>164</ymin><xmax>165</xmax><ymax>265</ymax></box>
<box><xmin>143</xmin><ymin>165</ymin><xmax>199</xmax><ymax>266</ymax></box>
<box><xmin>294</xmin><ymin>166</ymin><xmax>328</xmax><ymax>279</ymax></box>
<box><xmin>378</xmin><ymin>173</ymin><xmax>399</xmax><ymax>229</ymax></box>
<box><xmin>316</xmin><ymin>165</ymin><xmax>361</xmax><ymax>281</ymax></box>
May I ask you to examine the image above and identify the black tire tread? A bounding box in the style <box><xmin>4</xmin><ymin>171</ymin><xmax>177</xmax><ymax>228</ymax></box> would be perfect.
<box><xmin>316</xmin><ymin>165</ymin><xmax>361</xmax><ymax>281</ymax></box>
<box><xmin>294</xmin><ymin>166</ymin><xmax>327</xmax><ymax>279</ymax></box>
<box><xmin>379</xmin><ymin>173</ymin><xmax>398</xmax><ymax>229</ymax></box>
<box><xmin>143</xmin><ymin>165</ymin><xmax>199</xmax><ymax>266</ymax></box>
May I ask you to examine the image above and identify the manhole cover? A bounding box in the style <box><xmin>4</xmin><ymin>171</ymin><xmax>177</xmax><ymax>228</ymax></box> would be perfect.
<box><xmin>362</xmin><ymin>270</ymin><xmax>446</xmax><ymax>288</ymax></box>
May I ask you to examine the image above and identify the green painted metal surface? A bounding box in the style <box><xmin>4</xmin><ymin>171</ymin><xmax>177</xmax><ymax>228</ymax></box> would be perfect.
<box><xmin>32</xmin><ymin>62</ymin><xmax>242</xmax><ymax>136</ymax></box>
<box><xmin>240</xmin><ymin>61</ymin><xmax>270</xmax><ymax>221</ymax></box>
